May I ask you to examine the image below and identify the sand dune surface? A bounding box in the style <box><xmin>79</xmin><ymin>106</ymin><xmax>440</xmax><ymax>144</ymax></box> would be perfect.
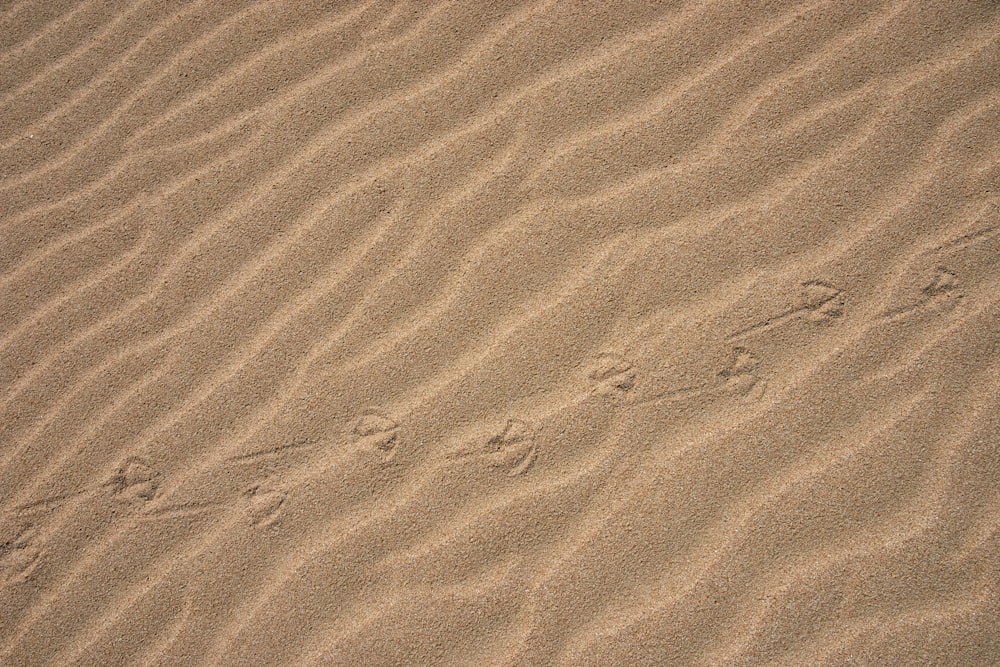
<box><xmin>1</xmin><ymin>1</ymin><xmax>999</xmax><ymax>665</ymax></box>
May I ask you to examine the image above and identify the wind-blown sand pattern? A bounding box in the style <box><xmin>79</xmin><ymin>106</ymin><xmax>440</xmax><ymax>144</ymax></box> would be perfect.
<box><xmin>1</xmin><ymin>1</ymin><xmax>999</xmax><ymax>664</ymax></box>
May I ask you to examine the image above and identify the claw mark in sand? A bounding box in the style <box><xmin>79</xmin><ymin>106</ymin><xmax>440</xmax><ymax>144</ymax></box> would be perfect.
<box><xmin>730</xmin><ymin>280</ymin><xmax>844</xmax><ymax>340</ymax></box>
<box><xmin>354</xmin><ymin>411</ymin><xmax>400</xmax><ymax>461</ymax></box>
<box><xmin>586</xmin><ymin>353</ymin><xmax>636</xmax><ymax>396</ymax></box>
<box><xmin>485</xmin><ymin>419</ymin><xmax>538</xmax><ymax>477</ymax></box>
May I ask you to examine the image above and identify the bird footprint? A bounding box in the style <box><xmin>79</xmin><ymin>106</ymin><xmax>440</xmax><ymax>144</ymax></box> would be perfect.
<box><xmin>586</xmin><ymin>353</ymin><xmax>636</xmax><ymax>396</ymax></box>
<box><xmin>109</xmin><ymin>457</ymin><xmax>163</xmax><ymax>501</ymax></box>
<box><xmin>485</xmin><ymin>419</ymin><xmax>537</xmax><ymax>477</ymax></box>
<box><xmin>719</xmin><ymin>347</ymin><xmax>765</xmax><ymax>399</ymax></box>
<box><xmin>354</xmin><ymin>411</ymin><xmax>400</xmax><ymax>461</ymax></box>
<box><xmin>0</xmin><ymin>523</ymin><xmax>41</xmax><ymax>584</ymax></box>
<box><xmin>801</xmin><ymin>280</ymin><xmax>845</xmax><ymax>321</ymax></box>
<box><xmin>245</xmin><ymin>487</ymin><xmax>287</xmax><ymax>528</ymax></box>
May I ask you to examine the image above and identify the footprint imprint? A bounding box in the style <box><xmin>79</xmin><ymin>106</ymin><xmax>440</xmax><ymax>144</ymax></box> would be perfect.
<box><xmin>731</xmin><ymin>280</ymin><xmax>845</xmax><ymax>339</ymax></box>
<box><xmin>0</xmin><ymin>547</ymin><xmax>41</xmax><ymax>585</ymax></box>
<box><xmin>108</xmin><ymin>457</ymin><xmax>163</xmax><ymax>501</ymax></box>
<box><xmin>485</xmin><ymin>419</ymin><xmax>537</xmax><ymax>477</ymax></box>
<box><xmin>354</xmin><ymin>411</ymin><xmax>400</xmax><ymax>460</ymax></box>
<box><xmin>0</xmin><ymin>523</ymin><xmax>41</xmax><ymax>585</ymax></box>
<box><xmin>719</xmin><ymin>347</ymin><xmax>765</xmax><ymax>399</ymax></box>
<box><xmin>922</xmin><ymin>267</ymin><xmax>958</xmax><ymax>298</ymax></box>
<box><xmin>881</xmin><ymin>267</ymin><xmax>961</xmax><ymax>320</ymax></box>
<box><xmin>801</xmin><ymin>280</ymin><xmax>845</xmax><ymax>321</ymax></box>
<box><xmin>586</xmin><ymin>353</ymin><xmax>636</xmax><ymax>396</ymax></box>
<box><xmin>245</xmin><ymin>486</ymin><xmax>287</xmax><ymax>528</ymax></box>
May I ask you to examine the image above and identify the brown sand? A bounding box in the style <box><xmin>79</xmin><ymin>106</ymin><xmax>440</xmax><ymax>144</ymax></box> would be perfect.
<box><xmin>1</xmin><ymin>1</ymin><xmax>999</xmax><ymax>665</ymax></box>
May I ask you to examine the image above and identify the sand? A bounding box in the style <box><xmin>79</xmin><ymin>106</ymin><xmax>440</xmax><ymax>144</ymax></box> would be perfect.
<box><xmin>1</xmin><ymin>1</ymin><xmax>998</xmax><ymax>665</ymax></box>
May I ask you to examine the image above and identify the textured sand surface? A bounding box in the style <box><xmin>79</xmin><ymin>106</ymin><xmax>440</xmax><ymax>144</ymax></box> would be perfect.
<box><xmin>1</xmin><ymin>1</ymin><xmax>999</xmax><ymax>665</ymax></box>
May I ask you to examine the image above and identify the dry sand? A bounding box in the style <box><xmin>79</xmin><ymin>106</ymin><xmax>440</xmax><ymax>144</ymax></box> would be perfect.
<box><xmin>1</xmin><ymin>1</ymin><xmax>999</xmax><ymax>665</ymax></box>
